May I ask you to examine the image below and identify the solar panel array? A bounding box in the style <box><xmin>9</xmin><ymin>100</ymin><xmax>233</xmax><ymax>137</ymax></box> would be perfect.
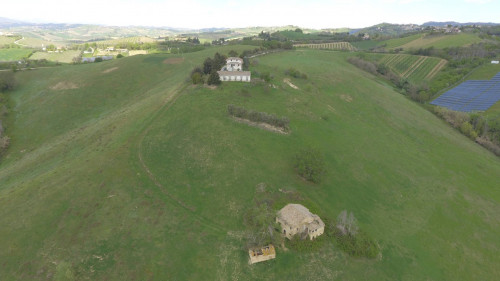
<box><xmin>430</xmin><ymin>72</ymin><xmax>500</xmax><ymax>112</ymax></box>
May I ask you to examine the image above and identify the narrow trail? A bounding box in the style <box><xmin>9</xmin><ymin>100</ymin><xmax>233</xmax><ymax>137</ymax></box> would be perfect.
<box><xmin>135</xmin><ymin>83</ymin><xmax>226</xmax><ymax>234</ymax></box>
<box><xmin>13</xmin><ymin>37</ymin><xmax>26</xmax><ymax>47</ymax></box>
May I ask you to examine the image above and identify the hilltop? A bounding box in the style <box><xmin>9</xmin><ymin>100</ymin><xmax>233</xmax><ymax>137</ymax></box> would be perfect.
<box><xmin>0</xmin><ymin>46</ymin><xmax>499</xmax><ymax>280</ymax></box>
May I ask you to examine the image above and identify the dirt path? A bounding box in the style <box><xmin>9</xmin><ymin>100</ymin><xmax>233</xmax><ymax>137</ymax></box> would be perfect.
<box><xmin>13</xmin><ymin>37</ymin><xmax>26</xmax><ymax>47</ymax></box>
<box><xmin>135</xmin><ymin>83</ymin><xmax>226</xmax><ymax>234</ymax></box>
<box><xmin>284</xmin><ymin>78</ymin><xmax>299</xmax><ymax>89</ymax></box>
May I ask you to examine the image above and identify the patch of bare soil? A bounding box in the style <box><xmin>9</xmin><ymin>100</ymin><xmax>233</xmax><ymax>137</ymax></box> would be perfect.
<box><xmin>340</xmin><ymin>94</ymin><xmax>353</xmax><ymax>102</ymax></box>
<box><xmin>204</xmin><ymin>85</ymin><xmax>217</xmax><ymax>90</ymax></box>
<box><xmin>50</xmin><ymin>82</ymin><xmax>79</xmax><ymax>90</ymax></box>
<box><xmin>233</xmin><ymin>117</ymin><xmax>290</xmax><ymax>135</ymax></box>
<box><xmin>283</xmin><ymin>78</ymin><xmax>299</xmax><ymax>89</ymax></box>
<box><xmin>102</xmin><ymin>67</ymin><xmax>119</xmax><ymax>74</ymax></box>
<box><xmin>163</xmin><ymin>57</ymin><xmax>184</xmax><ymax>64</ymax></box>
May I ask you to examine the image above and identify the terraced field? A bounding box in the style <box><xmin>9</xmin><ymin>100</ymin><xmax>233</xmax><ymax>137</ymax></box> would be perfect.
<box><xmin>294</xmin><ymin>42</ymin><xmax>356</xmax><ymax>51</ymax></box>
<box><xmin>379</xmin><ymin>54</ymin><xmax>447</xmax><ymax>84</ymax></box>
<box><xmin>30</xmin><ymin>50</ymin><xmax>82</xmax><ymax>63</ymax></box>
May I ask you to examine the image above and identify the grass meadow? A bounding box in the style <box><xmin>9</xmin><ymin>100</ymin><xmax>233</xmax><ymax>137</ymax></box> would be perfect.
<box><xmin>0</xmin><ymin>48</ymin><xmax>33</xmax><ymax>61</ymax></box>
<box><xmin>0</xmin><ymin>47</ymin><xmax>499</xmax><ymax>280</ymax></box>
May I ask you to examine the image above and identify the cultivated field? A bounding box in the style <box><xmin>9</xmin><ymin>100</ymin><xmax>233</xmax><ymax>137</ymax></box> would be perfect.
<box><xmin>400</xmin><ymin>33</ymin><xmax>482</xmax><ymax>49</ymax></box>
<box><xmin>294</xmin><ymin>42</ymin><xmax>356</xmax><ymax>51</ymax></box>
<box><xmin>30</xmin><ymin>50</ymin><xmax>82</xmax><ymax>63</ymax></box>
<box><xmin>93</xmin><ymin>36</ymin><xmax>157</xmax><ymax>46</ymax></box>
<box><xmin>16</xmin><ymin>37</ymin><xmax>64</xmax><ymax>48</ymax></box>
<box><xmin>379</xmin><ymin>54</ymin><xmax>447</xmax><ymax>83</ymax></box>
<box><xmin>0</xmin><ymin>47</ymin><xmax>499</xmax><ymax>280</ymax></box>
<box><xmin>0</xmin><ymin>48</ymin><xmax>33</xmax><ymax>61</ymax></box>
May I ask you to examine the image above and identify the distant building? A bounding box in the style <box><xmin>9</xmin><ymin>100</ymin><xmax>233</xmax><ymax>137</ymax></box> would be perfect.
<box><xmin>217</xmin><ymin>57</ymin><xmax>251</xmax><ymax>82</ymax></box>
<box><xmin>248</xmin><ymin>245</ymin><xmax>276</xmax><ymax>264</ymax></box>
<box><xmin>276</xmin><ymin>204</ymin><xmax>325</xmax><ymax>240</ymax></box>
<box><xmin>492</xmin><ymin>61</ymin><xmax>499</xmax><ymax>64</ymax></box>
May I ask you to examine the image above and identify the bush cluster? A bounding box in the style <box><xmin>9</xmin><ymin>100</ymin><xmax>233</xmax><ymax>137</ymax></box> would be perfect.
<box><xmin>293</xmin><ymin>148</ymin><xmax>326</xmax><ymax>183</ymax></box>
<box><xmin>433</xmin><ymin>107</ymin><xmax>500</xmax><ymax>155</ymax></box>
<box><xmin>190</xmin><ymin>52</ymin><xmax>226</xmax><ymax>86</ymax></box>
<box><xmin>285</xmin><ymin>67</ymin><xmax>308</xmax><ymax>79</ymax></box>
<box><xmin>324</xmin><ymin>213</ymin><xmax>379</xmax><ymax>259</ymax></box>
<box><xmin>227</xmin><ymin>104</ymin><xmax>290</xmax><ymax>131</ymax></box>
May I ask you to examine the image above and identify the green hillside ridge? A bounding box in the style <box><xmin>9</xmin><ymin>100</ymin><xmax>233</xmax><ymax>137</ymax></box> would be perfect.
<box><xmin>0</xmin><ymin>47</ymin><xmax>499</xmax><ymax>280</ymax></box>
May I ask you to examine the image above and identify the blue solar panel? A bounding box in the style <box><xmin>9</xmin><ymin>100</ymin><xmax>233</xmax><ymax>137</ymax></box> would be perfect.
<box><xmin>431</xmin><ymin>72</ymin><xmax>500</xmax><ymax>112</ymax></box>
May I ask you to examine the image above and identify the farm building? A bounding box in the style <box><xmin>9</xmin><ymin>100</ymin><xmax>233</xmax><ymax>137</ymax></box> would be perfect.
<box><xmin>276</xmin><ymin>204</ymin><xmax>325</xmax><ymax>240</ymax></box>
<box><xmin>492</xmin><ymin>61</ymin><xmax>499</xmax><ymax>64</ymax></box>
<box><xmin>248</xmin><ymin>245</ymin><xmax>276</xmax><ymax>264</ymax></box>
<box><xmin>217</xmin><ymin>57</ymin><xmax>251</xmax><ymax>82</ymax></box>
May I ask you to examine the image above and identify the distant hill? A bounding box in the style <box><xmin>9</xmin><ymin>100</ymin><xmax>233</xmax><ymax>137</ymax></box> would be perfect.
<box><xmin>0</xmin><ymin>17</ymin><xmax>29</xmax><ymax>28</ymax></box>
<box><xmin>422</xmin><ymin>21</ymin><xmax>500</xmax><ymax>27</ymax></box>
<box><xmin>355</xmin><ymin>22</ymin><xmax>423</xmax><ymax>36</ymax></box>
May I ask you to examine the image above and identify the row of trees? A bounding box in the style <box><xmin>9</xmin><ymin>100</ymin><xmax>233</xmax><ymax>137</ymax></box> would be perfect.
<box><xmin>227</xmin><ymin>104</ymin><xmax>290</xmax><ymax>131</ymax></box>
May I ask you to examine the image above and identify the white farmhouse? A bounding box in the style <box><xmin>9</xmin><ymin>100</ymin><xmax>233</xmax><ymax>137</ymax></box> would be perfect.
<box><xmin>492</xmin><ymin>60</ymin><xmax>499</xmax><ymax>64</ymax></box>
<box><xmin>217</xmin><ymin>57</ymin><xmax>251</xmax><ymax>82</ymax></box>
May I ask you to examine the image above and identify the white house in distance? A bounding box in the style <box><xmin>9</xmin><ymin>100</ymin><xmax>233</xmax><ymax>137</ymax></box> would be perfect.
<box><xmin>217</xmin><ymin>57</ymin><xmax>251</xmax><ymax>82</ymax></box>
<box><xmin>492</xmin><ymin>60</ymin><xmax>499</xmax><ymax>64</ymax></box>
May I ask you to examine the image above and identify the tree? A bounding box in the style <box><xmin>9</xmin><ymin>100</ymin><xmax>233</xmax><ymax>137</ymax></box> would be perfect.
<box><xmin>207</xmin><ymin>71</ymin><xmax>221</xmax><ymax>85</ymax></box>
<box><xmin>295</xmin><ymin>28</ymin><xmax>303</xmax><ymax>33</ymax></box>
<box><xmin>0</xmin><ymin>72</ymin><xmax>15</xmax><ymax>92</ymax></box>
<box><xmin>116</xmin><ymin>53</ymin><xmax>124</xmax><ymax>58</ymax></box>
<box><xmin>293</xmin><ymin>148</ymin><xmax>326</xmax><ymax>183</ymax></box>
<box><xmin>203</xmin><ymin>57</ymin><xmax>213</xmax><ymax>74</ymax></box>
<box><xmin>213</xmin><ymin>52</ymin><xmax>227</xmax><ymax>71</ymax></box>
<box><xmin>228</xmin><ymin>50</ymin><xmax>238</xmax><ymax>57</ymax></box>
<box><xmin>336</xmin><ymin>210</ymin><xmax>359</xmax><ymax>236</ymax></box>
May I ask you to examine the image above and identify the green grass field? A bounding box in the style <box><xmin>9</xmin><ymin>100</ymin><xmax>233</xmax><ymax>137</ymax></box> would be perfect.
<box><xmin>0</xmin><ymin>48</ymin><xmax>33</xmax><ymax>61</ymax></box>
<box><xmin>0</xmin><ymin>36</ymin><xmax>17</xmax><ymax>46</ymax></box>
<box><xmin>0</xmin><ymin>47</ymin><xmax>499</xmax><ymax>280</ymax></box>
<box><xmin>400</xmin><ymin>33</ymin><xmax>482</xmax><ymax>50</ymax></box>
<box><xmin>378</xmin><ymin>54</ymin><xmax>447</xmax><ymax>84</ymax></box>
<box><xmin>30</xmin><ymin>50</ymin><xmax>82</xmax><ymax>63</ymax></box>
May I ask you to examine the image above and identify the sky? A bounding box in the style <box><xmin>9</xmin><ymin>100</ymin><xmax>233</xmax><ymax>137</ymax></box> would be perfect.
<box><xmin>1</xmin><ymin>0</ymin><xmax>499</xmax><ymax>29</ymax></box>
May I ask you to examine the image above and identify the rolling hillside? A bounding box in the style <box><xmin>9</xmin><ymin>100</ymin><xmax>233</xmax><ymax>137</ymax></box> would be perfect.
<box><xmin>0</xmin><ymin>47</ymin><xmax>499</xmax><ymax>280</ymax></box>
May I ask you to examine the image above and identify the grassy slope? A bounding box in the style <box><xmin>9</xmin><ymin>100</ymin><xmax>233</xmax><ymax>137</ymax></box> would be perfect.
<box><xmin>400</xmin><ymin>33</ymin><xmax>482</xmax><ymax>49</ymax></box>
<box><xmin>0</xmin><ymin>48</ymin><xmax>499</xmax><ymax>280</ymax></box>
<box><xmin>0</xmin><ymin>36</ymin><xmax>17</xmax><ymax>45</ymax></box>
<box><xmin>0</xmin><ymin>48</ymin><xmax>33</xmax><ymax>61</ymax></box>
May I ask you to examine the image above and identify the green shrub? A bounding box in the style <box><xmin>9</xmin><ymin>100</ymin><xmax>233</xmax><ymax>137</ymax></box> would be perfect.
<box><xmin>293</xmin><ymin>148</ymin><xmax>326</xmax><ymax>183</ymax></box>
<box><xmin>207</xmin><ymin>71</ymin><xmax>221</xmax><ymax>85</ymax></box>
<box><xmin>191</xmin><ymin>72</ymin><xmax>204</xmax><ymax>84</ymax></box>
<box><xmin>333</xmin><ymin>230</ymin><xmax>379</xmax><ymax>258</ymax></box>
<box><xmin>287</xmin><ymin>234</ymin><xmax>326</xmax><ymax>253</ymax></box>
<box><xmin>116</xmin><ymin>54</ymin><xmax>124</xmax><ymax>58</ymax></box>
<box><xmin>285</xmin><ymin>67</ymin><xmax>308</xmax><ymax>79</ymax></box>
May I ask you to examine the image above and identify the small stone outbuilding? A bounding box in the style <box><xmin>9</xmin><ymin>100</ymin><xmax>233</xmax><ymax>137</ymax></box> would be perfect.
<box><xmin>276</xmin><ymin>204</ymin><xmax>325</xmax><ymax>240</ymax></box>
<box><xmin>248</xmin><ymin>244</ymin><xmax>276</xmax><ymax>264</ymax></box>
